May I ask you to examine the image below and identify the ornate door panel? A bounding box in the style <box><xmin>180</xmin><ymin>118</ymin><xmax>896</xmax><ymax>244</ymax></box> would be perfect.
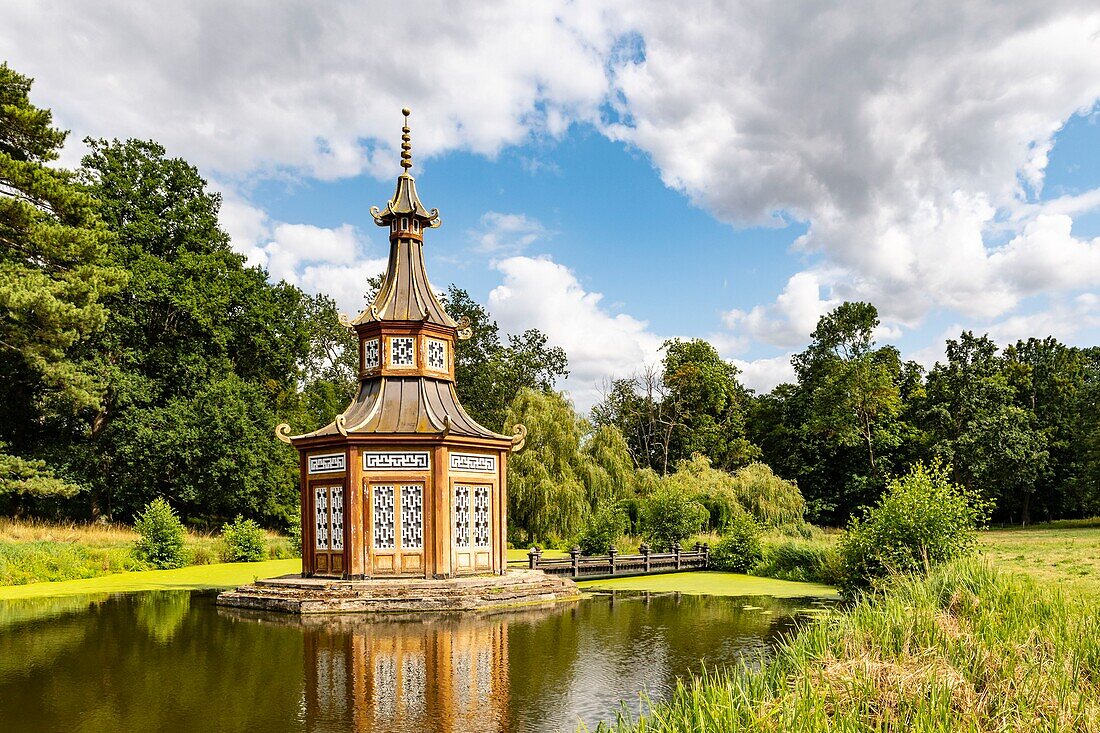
<box><xmin>369</xmin><ymin>482</ymin><xmax>424</xmax><ymax>575</ymax></box>
<box><xmin>452</xmin><ymin>483</ymin><xmax>492</xmax><ymax>573</ymax></box>
<box><xmin>313</xmin><ymin>485</ymin><xmax>345</xmax><ymax>575</ymax></box>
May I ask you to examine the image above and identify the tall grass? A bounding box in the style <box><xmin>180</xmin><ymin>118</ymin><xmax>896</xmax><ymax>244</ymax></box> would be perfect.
<box><xmin>599</xmin><ymin>560</ymin><xmax>1100</xmax><ymax>732</ymax></box>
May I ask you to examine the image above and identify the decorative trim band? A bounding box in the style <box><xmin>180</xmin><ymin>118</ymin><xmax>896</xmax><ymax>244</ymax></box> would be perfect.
<box><xmin>450</xmin><ymin>453</ymin><xmax>497</xmax><ymax>473</ymax></box>
<box><xmin>364</xmin><ymin>451</ymin><xmax>430</xmax><ymax>471</ymax></box>
<box><xmin>308</xmin><ymin>453</ymin><xmax>346</xmax><ymax>474</ymax></box>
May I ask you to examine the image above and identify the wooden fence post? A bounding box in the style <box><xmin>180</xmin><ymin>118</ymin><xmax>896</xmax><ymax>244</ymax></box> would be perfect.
<box><xmin>570</xmin><ymin>545</ymin><xmax>581</xmax><ymax>578</ymax></box>
<box><xmin>640</xmin><ymin>543</ymin><xmax>650</xmax><ymax>573</ymax></box>
<box><xmin>608</xmin><ymin>546</ymin><xmax>618</xmax><ymax>575</ymax></box>
<box><xmin>703</xmin><ymin>542</ymin><xmax>710</xmax><ymax>569</ymax></box>
<box><xmin>528</xmin><ymin>546</ymin><xmax>542</xmax><ymax>570</ymax></box>
<box><xmin>673</xmin><ymin>542</ymin><xmax>682</xmax><ymax>570</ymax></box>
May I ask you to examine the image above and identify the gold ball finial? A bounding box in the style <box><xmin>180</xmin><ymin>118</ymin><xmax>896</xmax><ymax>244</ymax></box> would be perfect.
<box><xmin>400</xmin><ymin>107</ymin><xmax>413</xmax><ymax>170</ymax></box>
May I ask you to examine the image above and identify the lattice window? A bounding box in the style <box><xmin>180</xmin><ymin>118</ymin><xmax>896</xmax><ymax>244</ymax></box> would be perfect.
<box><xmin>427</xmin><ymin>338</ymin><xmax>446</xmax><ymax>370</ymax></box>
<box><xmin>363</xmin><ymin>339</ymin><xmax>380</xmax><ymax>370</ymax></box>
<box><xmin>390</xmin><ymin>337</ymin><xmax>415</xmax><ymax>366</ymax></box>
<box><xmin>454</xmin><ymin>486</ymin><xmax>471</xmax><ymax>547</ymax></box>
<box><xmin>473</xmin><ymin>487</ymin><xmax>491</xmax><ymax>547</ymax></box>
<box><xmin>315</xmin><ymin>486</ymin><xmax>329</xmax><ymax>549</ymax></box>
<box><xmin>400</xmin><ymin>484</ymin><xmax>423</xmax><ymax>549</ymax></box>
<box><xmin>330</xmin><ymin>489</ymin><xmax>344</xmax><ymax>551</ymax></box>
<box><xmin>373</xmin><ymin>485</ymin><xmax>395</xmax><ymax>549</ymax></box>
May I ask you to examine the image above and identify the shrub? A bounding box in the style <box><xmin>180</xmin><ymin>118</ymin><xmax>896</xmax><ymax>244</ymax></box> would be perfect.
<box><xmin>287</xmin><ymin>515</ymin><xmax>302</xmax><ymax>556</ymax></box>
<box><xmin>641</xmin><ymin>488</ymin><xmax>709</xmax><ymax>551</ymax></box>
<box><xmin>709</xmin><ymin>513</ymin><xmax>763</xmax><ymax>572</ymax></box>
<box><xmin>752</xmin><ymin>538</ymin><xmax>843</xmax><ymax>584</ymax></box>
<box><xmin>133</xmin><ymin>498</ymin><xmax>187</xmax><ymax>569</ymax></box>
<box><xmin>838</xmin><ymin>461</ymin><xmax>991</xmax><ymax>594</ymax></box>
<box><xmin>220</xmin><ymin>515</ymin><xmax>266</xmax><ymax>562</ymax></box>
<box><xmin>576</xmin><ymin>503</ymin><xmax>628</xmax><ymax>555</ymax></box>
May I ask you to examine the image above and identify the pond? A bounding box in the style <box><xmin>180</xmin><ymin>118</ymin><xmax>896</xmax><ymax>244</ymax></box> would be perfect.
<box><xmin>0</xmin><ymin>590</ymin><xmax>831</xmax><ymax>732</ymax></box>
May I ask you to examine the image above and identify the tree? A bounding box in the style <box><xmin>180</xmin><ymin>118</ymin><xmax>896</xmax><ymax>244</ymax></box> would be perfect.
<box><xmin>922</xmin><ymin>332</ymin><xmax>1048</xmax><ymax>523</ymax></box>
<box><xmin>0</xmin><ymin>63</ymin><xmax>124</xmax><ymax>502</ymax></box>
<box><xmin>61</xmin><ymin>138</ymin><xmax>312</xmax><ymax>524</ymax></box>
<box><xmin>504</xmin><ymin>389</ymin><xmax>634</xmax><ymax>543</ymax></box>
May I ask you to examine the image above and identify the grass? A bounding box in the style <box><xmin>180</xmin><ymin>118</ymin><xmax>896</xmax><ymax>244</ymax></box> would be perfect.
<box><xmin>0</xmin><ymin>518</ymin><xmax>296</xmax><ymax>586</ymax></box>
<box><xmin>980</xmin><ymin>523</ymin><xmax>1100</xmax><ymax>595</ymax></box>
<box><xmin>578</xmin><ymin>571</ymin><xmax>837</xmax><ymax>598</ymax></box>
<box><xmin>0</xmin><ymin>558</ymin><xmax>300</xmax><ymax>600</ymax></box>
<box><xmin>599</xmin><ymin>559</ymin><xmax>1100</xmax><ymax>732</ymax></box>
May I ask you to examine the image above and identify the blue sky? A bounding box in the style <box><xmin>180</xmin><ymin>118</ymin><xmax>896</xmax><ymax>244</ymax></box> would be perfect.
<box><xmin>3</xmin><ymin>2</ymin><xmax>1099</xmax><ymax>409</ymax></box>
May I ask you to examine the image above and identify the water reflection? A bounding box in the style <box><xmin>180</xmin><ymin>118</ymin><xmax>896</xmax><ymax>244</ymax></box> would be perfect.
<box><xmin>0</xmin><ymin>590</ymin><xmax>830</xmax><ymax>733</ymax></box>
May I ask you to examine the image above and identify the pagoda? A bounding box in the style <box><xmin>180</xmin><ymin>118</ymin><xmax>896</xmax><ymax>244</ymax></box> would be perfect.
<box><xmin>275</xmin><ymin>110</ymin><xmax>525</xmax><ymax>580</ymax></box>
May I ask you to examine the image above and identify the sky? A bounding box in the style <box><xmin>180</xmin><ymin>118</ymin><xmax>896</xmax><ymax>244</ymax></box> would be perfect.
<box><xmin>3</xmin><ymin>1</ymin><xmax>1100</xmax><ymax>410</ymax></box>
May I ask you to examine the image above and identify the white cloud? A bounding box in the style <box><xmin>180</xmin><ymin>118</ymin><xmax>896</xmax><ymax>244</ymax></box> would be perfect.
<box><xmin>0</xmin><ymin>2</ymin><xmax>616</xmax><ymax>180</ymax></box>
<box><xmin>723</xmin><ymin>271</ymin><xmax>838</xmax><ymax>349</ymax></box>
<box><xmin>488</xmin><ymin>255</ymin><xmax>664</xmax><ymax>410</ymax></box>
<box><xmin>730</xmin><ymin>354</ymin><xmax>797</xmax><ymax>394</ymax></box>
<box><xmin>217</xmin><ymin>192</ymin><xmax>385</xmax><ymax>314</ymax></box>
<box><xmin>606</xmin><ymin>2</ymin><xmax>1100</xmax><ymax>338</ymax></box>
<box><xmin>469</xmin><ymin>212</ymin><xmax>548</xmax><ymax>255</ymax></box>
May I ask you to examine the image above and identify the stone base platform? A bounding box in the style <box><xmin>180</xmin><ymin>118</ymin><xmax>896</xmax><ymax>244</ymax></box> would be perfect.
<box><xmin>216</xmin><ymin>569</ymin><xmax>581</xmax><ymax>615</ymax></box>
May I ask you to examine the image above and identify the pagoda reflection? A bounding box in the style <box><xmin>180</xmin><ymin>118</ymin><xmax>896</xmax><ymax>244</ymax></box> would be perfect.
<box><xmin>296</xmin><ymin>608</ymin><xmax>550</xmax><ymax>733</ymax></box>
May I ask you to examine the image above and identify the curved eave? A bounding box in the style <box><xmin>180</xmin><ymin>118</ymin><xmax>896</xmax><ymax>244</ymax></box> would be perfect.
<box><xmin>295</xmin><ymin>377</ymin><xmax>510</xmax><ymax>442</ymax></box>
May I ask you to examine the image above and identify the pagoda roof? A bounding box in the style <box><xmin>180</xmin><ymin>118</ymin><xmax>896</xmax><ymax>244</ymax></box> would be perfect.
<box><xmin>352</xmin><ymin>238</ymin><xmax>456</xmax><ymax>327</ymax></box>
<box><xmin>295</xmin><ymin>377</ymin><xmax>511</xmax><ymax>442</ymax></box>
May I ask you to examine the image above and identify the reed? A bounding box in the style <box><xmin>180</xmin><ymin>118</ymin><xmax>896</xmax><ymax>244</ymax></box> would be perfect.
<box><xmin>599</xmin><ymin>560</ymin><xmax>1100</xmax><ymax>732</ymax></box>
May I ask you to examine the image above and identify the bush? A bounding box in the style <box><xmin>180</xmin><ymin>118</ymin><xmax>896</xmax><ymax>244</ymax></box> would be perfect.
<box><xmin>838</xmin><ymin>461</ymin><xmax>991</xmax><ymax>595</ymax></box>
<box><xmin>576</xmin><ymin>503</ymin><xmax>628</xmax><ymax>555</ymax></box>
<box><xmin>133</xmin><ymin>498</ymin><xmax>187</xmax><ymax>569</ymax></box>
<box><xmin>287</xmin><ymin>515</ymin><xmax>302</xmax><ymax>556</ymax></box>
<box><xmin>709</xmin><ymin>513</ymin><xmax>763</xmax><ymax>572</ymax></box>
<box><xmin>641</xmin><ymin>488</ymin><xmax>709</xmax><ymax>551</ymax></box>
<box><xmin>751</xmin><ymin>538</ymin><xmax>843</xmax><ymax>584</ymax></box>
<box><xmin>220</xmin><ymin>515</ymin><xmax>266</xmax><ymax>562</ymax></box>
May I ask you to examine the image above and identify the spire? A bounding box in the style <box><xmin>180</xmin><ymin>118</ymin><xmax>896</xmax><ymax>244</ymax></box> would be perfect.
<box><xmin>400</xmin><ymin>107</ymin><xmax>412</xmax><ymax>171</ymax></box>
<box><xmin>369</xmin><ymin>108</ymin><xmax>440</xmax><ymax>227</ymax></box>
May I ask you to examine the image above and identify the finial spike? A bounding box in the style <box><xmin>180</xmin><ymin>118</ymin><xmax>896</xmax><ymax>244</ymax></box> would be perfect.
<box><xmin>400</xmin><ymin>107</ymin><xmax>413</xmax><ymax>171</ymax></box>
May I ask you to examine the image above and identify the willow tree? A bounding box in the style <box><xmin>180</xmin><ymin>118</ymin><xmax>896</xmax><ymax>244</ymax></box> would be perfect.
<box><xmin>504</xmin><ymin>389</ymin><xmax>634</xmax><ymax>543</ymax></box>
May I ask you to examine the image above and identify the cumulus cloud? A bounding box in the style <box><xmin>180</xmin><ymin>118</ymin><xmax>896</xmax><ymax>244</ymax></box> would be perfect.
<box><xmin>469</xmin><ymin>212</ymin><xmax>549</xmax><ymax>255</ymax></box>
<box><xmin>7</xmin><ymin>1</ymin><xmax>1100</xmax><ymax>403</ymax></box>
<box><xmin>488</xmin><ymin>256</ymin><xmax>664</xmax><ymax>410</ymax></box>
<box><xmin>217</xmin><ymin>190</ymin><xmax>385</xmax><ymax>314</ymax></box>
<box><xmin>0</xmin><ymin>1</ymin><xmax>616</xmax><ymax>180</ymax></box>
<box><xmin>607</xmin><ymin>1</ymin><xmax>1100</xmax><ymax>338</ymax></box>
<box><xmin>731</xmin><ymin>354</ymin><xmax>797</xmax><ymax>395</ymax></box>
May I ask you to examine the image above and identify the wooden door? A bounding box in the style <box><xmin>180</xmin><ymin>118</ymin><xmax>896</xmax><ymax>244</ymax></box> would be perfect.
<box><xmin>452</xmin><ymin>482</ymin><xmax>493</xmax><ymax>574</ymax></box>
<box><xmin>312</xmin><ymin>484</ymin><xmax>345</xmax><ymax>576</ymax></box>
<box><xmin>368</xmin><ymin>482</ymin><xmax>424</xmax><ymax>575</ymax></box>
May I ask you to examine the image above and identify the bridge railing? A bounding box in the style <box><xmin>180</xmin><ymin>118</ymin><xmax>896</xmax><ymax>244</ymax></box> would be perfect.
<box><xmin>514</xmin><ymin>542</ymin><xmax>710</xmax><ymax>581</ymax></box>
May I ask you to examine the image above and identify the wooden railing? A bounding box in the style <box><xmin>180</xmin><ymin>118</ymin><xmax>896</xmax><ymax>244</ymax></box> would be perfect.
<box><xmin>515</xmin><ymin>542</ymin><xmax>710</xmax><ymax>581</ymax></box>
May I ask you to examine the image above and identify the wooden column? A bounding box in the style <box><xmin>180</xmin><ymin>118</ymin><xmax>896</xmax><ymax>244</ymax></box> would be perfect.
<box><xmin>432</xmin><ymin>445</ymin><xmax>451</xmax><ymax>578</ymax></box>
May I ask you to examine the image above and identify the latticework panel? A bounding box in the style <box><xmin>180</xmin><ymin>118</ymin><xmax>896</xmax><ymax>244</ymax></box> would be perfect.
<box><xmin>473</xmin><ymin>487</ymin><xmax>491</xmax><ymax>547</ymax></box>
<box><xmin>315</xmin><ymin>486</ymin><xmax>329</xmax><ymax>549</ymax></box>
<box><xmin>454</xmin><ymin>486</ymin><xmax>471</xmax><ymax>547</ymax></box>
<box><xmin>364</xmin><ymin>338</ymin><xmax>380</xmax><ymax>370</ymax></box>
<box><xmin>330</xmin><ymin>489</ymin><xmax>344</xmax><ymax>551</ymax></box>
<box><xmin>373</xmin><ymin>485</ymin><xmax>396</xmax><ymax>549</ymax></box>
<box><xmin>427</xmin><ymin>338</ymin><xmax>446</xmax><ymax>369</ymax></box>
<box><xmin>400</xmin><ymin>484</ymin><xmax>423</xmax><ymax>549</ymax></box>
<box><xmin>390</xmin><ymin>337</ymin><xmax>415</xmax><ymax>366</ymax></box>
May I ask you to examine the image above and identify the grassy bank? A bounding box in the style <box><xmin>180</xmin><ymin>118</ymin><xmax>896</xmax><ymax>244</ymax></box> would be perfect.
<box><xmin>0</xmin><ymin>558</ymin><xmax>300</xmax><ymax>601</ymax></box>
<box><xmin>602</xmin><ymin>560</ymin><xmax>1100</xmax><ymax>732</ymax></box>
<box><xmin>0</xmin><ymin>519</ymin><xmax>296</xmax><ymax>586</ymax></box>
<box><xmin>578</xmin><ymin>571</ymin><xmax>837</xmax><ymax>598</ymax></box>
<box><xmin>980</xmin><ymin>522</ymin><xmax>1100</xmax><ymax>595</ymax></box>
